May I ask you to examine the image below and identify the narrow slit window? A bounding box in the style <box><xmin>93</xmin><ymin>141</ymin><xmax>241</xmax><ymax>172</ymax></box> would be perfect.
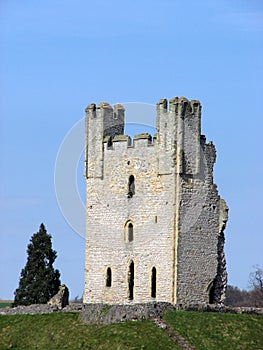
<box><xmin>128</xmin><ymin>261</ymin><xmax>134</xmax><ymax>300</ymax></box>
<box><xmin>128</xmin><ymin>223</ymin><xmax>133</xmax><ymax>242</ymax></box>
<box><xmin>127</xmin><ymin>175</ymin><xmax>135</xmax><ymax>198</ymax></box>
<box><xmin>151</xmin><ymin>267</ymin><xmax>157</xmax><ymax>298</ymax></box>
<box><xmin>106</xmin><ymin>267</ymin><xmax>112</xmax><ymax>287</ymax></box>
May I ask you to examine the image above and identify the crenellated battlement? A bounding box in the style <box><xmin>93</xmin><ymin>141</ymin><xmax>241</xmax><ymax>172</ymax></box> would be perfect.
<box><xmin>85</xmin><ymin>102</ymin><xmax>125</xmax><ymax>178</ymax></box>
<box><xmin>85</xmin><ymin>97</ymin><xmax>206</xmax><ymax>178</ymax></box>
<box><xmin>85</xmin><ymin>102</ymin><xmax>125</xmax><ymax>138</ymax></box>
<box><xmin>156</xmin><ymin>97</ymin><xmax>202</xmax><ymax>175</ymax></box>
<box><xmin>85</xmin><ymin>101</ymin><xmax>125</xmax><ymax>115</ymax></box>
<box><xmin>103</xmin><ymin>133</ymin><xmax>156</xmax><ymax>152</ymax></box>
<box><xmin>156</xmin><ymin>96</ymin><xmax>201</xmax><ymax>115</ymax></box>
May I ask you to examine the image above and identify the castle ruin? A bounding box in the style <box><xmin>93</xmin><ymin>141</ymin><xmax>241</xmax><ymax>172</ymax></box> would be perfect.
<box><xmin>83</xmin><ymin>97</ymin><xmax>228</xmax><ymax>306</ymax></box>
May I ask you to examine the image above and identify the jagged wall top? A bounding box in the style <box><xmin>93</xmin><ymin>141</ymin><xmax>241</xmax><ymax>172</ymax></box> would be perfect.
<box><xmin>85</xmin><ymin>101</ymin><xmax>125</xmax><ymax>139</ymax></box>
<box><xmin>157</xmin><ymin>96</ymin><xmax>201</xmax><ymax>115</ymax></box>
<box><xmin>85</xmin><ymin>102</ymin><xmax>125</xmax><ymax>114</ymax></box>
<box><xmin>85</xmin><ymin>97</ymin><xmax>201</xmax><ymax>124</ymax></box>
<box><xmin>85</xmin><ymin>97</ymin><xmax>203</xmax><ymax>153</ymax></box>
<box><xmin>85</xmin><ymin>97</ymin><xmax>216</xmax><ymax>177</ymax></box>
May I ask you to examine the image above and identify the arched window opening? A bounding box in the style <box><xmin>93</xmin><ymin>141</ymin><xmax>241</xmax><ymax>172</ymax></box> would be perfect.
<box><xmin>207</xmin><ymin>280</ymin><xmax>215</xmax><ymax>304</ymax></box>
<box><xmin>209</xmin><ymin>284</ymin><xmax>215</xmax><ymax>304</ymax></box>
<box><xmin>128</xmin><ymin>223</ymin><xmax>133</xmax><ymax>242</ymax></box>
<box><xmin>124</xmin><ymin>221</ymin><xmax>134</xmax><ymax>243</ymax></box>
<box><xmin>106</xmin><ymin>267</ymin><xmax>112</xmax><ymax>287</ymax></box>
<box><xmin>127</xmin><ymin>175</ymin><xmax>135</xmax><ymax>198</ymax></box>
<box><xmin>128</xmin><ymin>261</ymin><xmax>134</xmax><ymax>300</ymax></box>
<box><xmin>151</xmin><ymin>267</ymin><xmax>157</xmax><ymax>298</ymax></box>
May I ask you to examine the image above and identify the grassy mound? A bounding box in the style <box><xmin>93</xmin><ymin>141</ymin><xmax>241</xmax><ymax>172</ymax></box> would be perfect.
<box><xmin>164</xmin><ymin>309</ymin><xmax>263</xmax><ymax>350</ymax></box>
<box><xmin>0</xmin><ymin>312</ymin><xmax>178</xmax><ymax>350</ymax></box>
<box><xmin>0</xmin><ymin>309</ymin><xmax>262</xmax><ymax>349</ymax></box>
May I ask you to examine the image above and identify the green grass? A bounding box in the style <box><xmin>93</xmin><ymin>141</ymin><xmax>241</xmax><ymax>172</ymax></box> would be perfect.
<box><xmin>1</xmin><ymin>310</ymin><xmax>262</xmax><ymax>350</ymax></box>
<box><xmin>0</xmin><ymin>303</ymin><xmax>12</xmax><ymax>309</ymax></box>
<box><xmin>0</xmin><ymin>312</ymin><xmax>179</xmax><ymax>350</ymax></box>
<box><xmin>164</xmin><ymin>309</ymin><xmax>263</xmax><ymax>350</ymax></box>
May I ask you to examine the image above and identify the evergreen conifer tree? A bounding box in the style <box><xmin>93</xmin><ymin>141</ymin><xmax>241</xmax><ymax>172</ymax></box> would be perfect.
<box><xmin>13</xmin><ymin>224</ymin><xmax>61</xmax><ymax>306</ymax></box>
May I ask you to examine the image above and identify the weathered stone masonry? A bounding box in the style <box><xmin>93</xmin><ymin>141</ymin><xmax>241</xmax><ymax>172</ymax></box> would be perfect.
<box><xmin>83</xmin><ymin>97</ymin><xmax>228</xmax><ymax>306</ymax></box>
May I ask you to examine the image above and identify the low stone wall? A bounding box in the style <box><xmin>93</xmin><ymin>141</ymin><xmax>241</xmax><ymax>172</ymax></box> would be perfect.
<box><xmin>0</xmin><ymin>303</ymin><xmax>82</xmax><ymax>315</ymax></box>
<box><xmin>82</xmin><ymin>302</ymin><xmax>173</xmax><ymax>324</ymax></box>
<box><xmin>1</xmin><ymin>302</ymin><xmax>262</xmax><ymax>319</ymax></box>
<box><xmin>176</xmin><ymin>303</ymin><xmax>263</xmax><ymax>315</ymax></box>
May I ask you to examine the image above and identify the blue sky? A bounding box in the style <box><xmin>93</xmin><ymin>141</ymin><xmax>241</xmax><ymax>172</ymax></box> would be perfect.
<box><xmin>0</xmin><ymin>0</ymin><xmax>262</xmax><ymax>300</ymax></box>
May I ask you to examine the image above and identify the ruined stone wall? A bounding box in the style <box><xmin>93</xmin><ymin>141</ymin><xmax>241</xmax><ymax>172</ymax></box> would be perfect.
<box><xmin>84</xmin><ymin>98</ymin><xmax>228</xmax><ymax>306</ymax></box>
<box><xmin>176</xmin><ymin>140</ymin><xmax>227</xmax><ymax>305</ymax></box>
<box><xmin>176</xmin><ymin>178</ymin><xmax>221</xmax><ymax>304</ymax></box>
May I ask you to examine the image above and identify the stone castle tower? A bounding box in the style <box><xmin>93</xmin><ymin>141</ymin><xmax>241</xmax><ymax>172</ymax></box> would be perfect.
<box><xmin>83</xmin><ymin>97</ymin><xmax>228</xmax><ymax>306</ymax></box>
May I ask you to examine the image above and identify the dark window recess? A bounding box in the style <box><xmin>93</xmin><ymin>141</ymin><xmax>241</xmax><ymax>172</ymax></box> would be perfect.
<box><xmin>151</xmin><ymin>267</ymin><xmax>157</xmax><ymax>298</ymax></box>
<box><xmin>128</xmin><ymin>223</ymin><xmax>133</xmax><ymax>242</ymax></box>
<box><xmin>107</xmin><ymin>137</ymin><xmax>113</xmax><ymax>148</ymax></box>
<box><xmin>127</xmin><ymin>175</ymin><xmax>135</xmax><ymax>198</ymax></box>
<box><xmin>106</xmin><ymin>267</ymin><xmax>112</xmax><ymax>287</ymax></box>
<box><xmin>128</xmin><ymin>261</ymin><xmax>134</xmax><ymax>300</ymax></box>
<box><xmin>208</xmin><ymin>281</ymin><xmax>215</xmax><ymax>304</ymax></box>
